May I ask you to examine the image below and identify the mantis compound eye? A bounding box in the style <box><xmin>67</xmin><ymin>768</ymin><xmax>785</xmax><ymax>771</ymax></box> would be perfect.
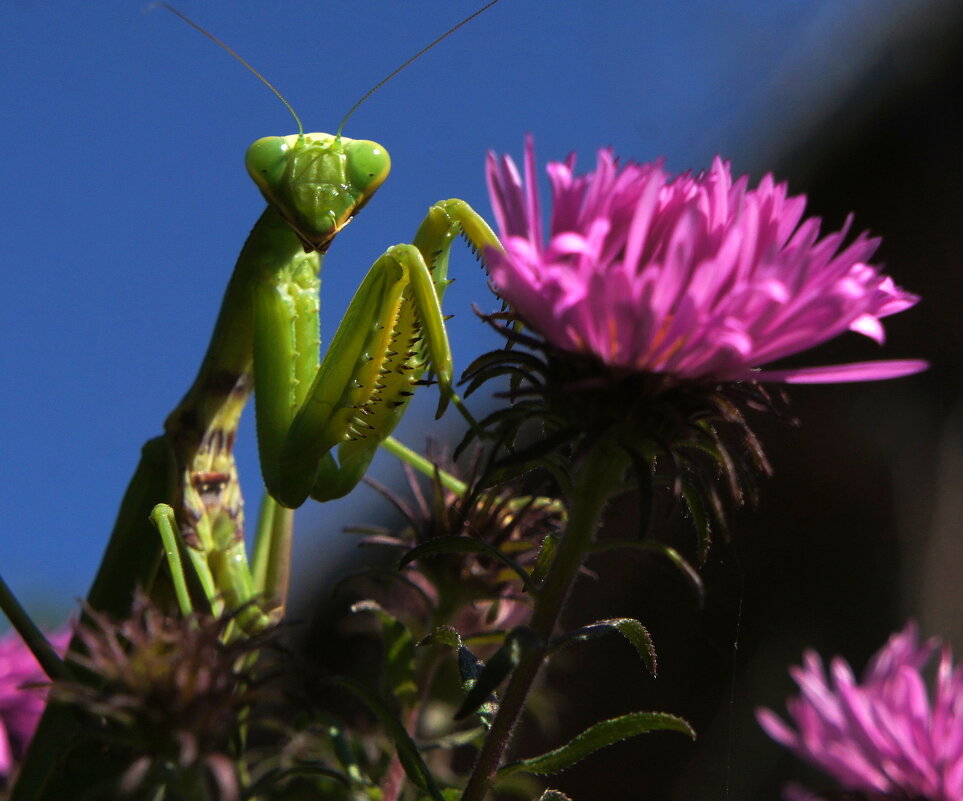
<box><xmin>245</xmin><ymin>135</ymin><xmax>290</xmax><ymax>192</ymax></box>
<box><xmin>344</xmin><ymin>139</ymin><xmax>391</xmax><ymax>196</ymax></box>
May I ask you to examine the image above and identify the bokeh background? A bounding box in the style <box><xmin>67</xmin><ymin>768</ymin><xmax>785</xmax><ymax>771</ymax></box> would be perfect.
<box><xmin>1</xmin><ymin>1</ymin><xmax>960</xmax><ymax>798</ymax></box>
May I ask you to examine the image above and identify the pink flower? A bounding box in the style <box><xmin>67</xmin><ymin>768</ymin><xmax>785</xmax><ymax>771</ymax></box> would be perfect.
<box><xmin>485</xmin><ymin>137</ymin><xmax>927</xmax><ymax>384</ymax></box>
<box><xmin>0</xmin><ymin>627</ymin><xmax>70</xmax><ymax>777</ymax></box>
<box><xmin>757</xmin><ymin>624</ymin><xmax>963</xmax><ymax>801</ymax></box>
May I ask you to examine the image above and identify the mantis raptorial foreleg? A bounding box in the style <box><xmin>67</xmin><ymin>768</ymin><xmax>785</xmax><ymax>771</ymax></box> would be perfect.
<box><xmin>84</xmin><ymin>133</ymin><xmax>499</xmax><ymax>631</ymax></box>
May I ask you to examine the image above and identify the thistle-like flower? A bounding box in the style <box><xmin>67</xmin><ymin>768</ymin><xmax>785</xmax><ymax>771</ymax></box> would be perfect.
<box><xmin>467</xmin><ymin>138</ymin><xmax>928</xmax><ymax>548</ymax></box>
<box><xmin>757</xmin><ymin>623</ymin><xmax>963</xmax><ymax>801</ymax></box>
<box><xmin>354</xmin><ymin>452</ymin><xmax>562</xmax><ymax>640</ymax></box>
<box><xmin>56</xmin><ymin>594</ymin><xmax>278</xmax><ymax>801</ymax></box>
<box><xmin>484</xmin><ymin>137</ymin><xmax>926</xmax><ymax>386</ymax></box>
<box><xmin>0</xmin><ymin>627</ymin><xmax>70</xmax><ymax>780</ymax></box>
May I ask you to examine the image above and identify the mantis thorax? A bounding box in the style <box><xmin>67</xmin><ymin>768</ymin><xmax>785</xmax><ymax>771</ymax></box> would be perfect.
<box><xmin>246</xmin><ymin>133</ymin><xmax>390</xmax><ymax>252</ymax></box>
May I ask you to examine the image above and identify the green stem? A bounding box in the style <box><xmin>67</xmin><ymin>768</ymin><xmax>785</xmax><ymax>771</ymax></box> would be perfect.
<box><xmin>381</xmin><ymin>435</ymin><xmax>468</xmax><ymax>496</ymax></box>
<box><xmin>459</xmin><ymin>442</ymin><xmax>627</xmax><ymax>801</ymax></box>
<box><xmin>0</xmin><ymin>572</ymin><xmax>72</xmax><ymax>682</ymax></box>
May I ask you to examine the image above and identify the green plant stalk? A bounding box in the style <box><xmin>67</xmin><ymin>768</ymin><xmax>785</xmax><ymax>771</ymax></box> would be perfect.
<box><xmin>0</xmin><ymin>573</ymin><xmax>72</xmax><ymax>682</ymax></box>
<box><xmin>459</xmin><ymin>441</ymin><xmax>628</xmax><ymax>801</ymax></box>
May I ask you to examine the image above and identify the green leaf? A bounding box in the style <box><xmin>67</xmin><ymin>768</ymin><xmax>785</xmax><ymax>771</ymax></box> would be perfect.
<box><xmin>457</xmin><ymin>646</ymin><xmax>497</xmax><ymax>728</ymax></box>
<box><xmin>483</xmin><ymin>428</ymin><xmax>579</xmax><ymax>485</ymax></box>
<box><xmin>538</xmin><ymin>791</ymin><xmax>573</xmax><ymax>801</ymax></box>
<box><xmin>530</xmin><ymin>532</ymin><xmax>558</xmax><ymax>584</ymax></box>
<box><xmin>350</xmin><ymin>600</ymin><xmax>417</xmax><ymax>708</ymax></box>
<box><xmin>463</xmin><ymin>630</ymin><xmax>508</xmax><ymax>648</ymax></box>
<box><xmin>552</xmin><ymin>618</ymin><xmax>657</xmax><ymax>676</ymax></box>
<box><xmin>417</xmin><ymin>625</ymin><xmax>462</xmax><ymax>650</ymax></box>
<box><xmin>330</xmin><ymin>676</ymin><xmax>445</xmax><ymax>801</ymax></box>
<box><xmin>420</xmin><ymin>790</ymin><xmax>462</xmax><ymax>801</ymax></box>
<box><xmin>326</xmin><ymin>723</ymin><xmax>371</xmax><ymax>787</ymax></box>
<box><xmin>399</xmin><ymin>536</ymin><xmax>535</xmax><ymax>592</ymax></box>
<box><xmin>679</xmin><ymin>473</ymin><xmax>711</xmax><ymax>562</ymax></box>
<box><xmin>455</xmin><ymin>627</ymin><xmax>540</xmax><ymax>720</ymax></box>
<box><xmin>497</xmin><ymin>711</ymin><xmax>695</xmax><ymax>778</ymax></box>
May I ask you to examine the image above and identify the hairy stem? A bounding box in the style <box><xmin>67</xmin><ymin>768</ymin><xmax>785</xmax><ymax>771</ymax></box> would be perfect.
<box><xmin>459</xmin><ymin>442</ymin><xmax>627</xmax><ymax>801</ymax></box>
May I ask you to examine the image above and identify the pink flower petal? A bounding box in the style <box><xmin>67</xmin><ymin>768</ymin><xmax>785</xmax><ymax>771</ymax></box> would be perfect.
<box><xmin>486</xmin><ymin>138</ymin><xmax>926</xmax><ymax>386</ymax></box>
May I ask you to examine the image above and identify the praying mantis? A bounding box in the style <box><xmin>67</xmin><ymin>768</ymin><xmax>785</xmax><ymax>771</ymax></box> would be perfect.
<box><xmin>7</xmin><ymin>7</ymin><xmax>504</xmax><ymax>796</ymax></box>
<box><xmin>88</xmin><ymin>146</ymin><xmax>502</xmax><ymax>638</ymax></box>
<box><xmin>74</xmin><ymin>7</ymin><xmax>504</xmax><ymax>635</ymax></box>
<box><xmin>13</xmin><ymin>127</ymin><xmax>502</xmax><ymax>794</ymax></box>
<box><xmin>89</xmin><ymin>129</ymin><xmax>500</xmax><ymax>633</ymax></box>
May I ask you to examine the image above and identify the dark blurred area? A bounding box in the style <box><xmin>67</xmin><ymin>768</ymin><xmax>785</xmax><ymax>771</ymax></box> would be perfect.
<box><xmin>295</xmin><ymin>3</ymin><xmax>963</xmax><ymax>799</ymax></box>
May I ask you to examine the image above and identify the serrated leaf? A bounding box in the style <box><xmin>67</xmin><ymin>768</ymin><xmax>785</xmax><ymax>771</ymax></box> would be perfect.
<box><xmin>399</xmin><ymin>536</ymin><xmax>534</xmax><ymax>592</ymax></box>
<box><xmin>538</xmin><ymin>791</ymin><xmax>573</xmax><ymax>801</ymax></box>
<box><xmin>463</xmin><ymin>630</ymin><xmax>508</xmax><ymax>648</ymax></box>
<box><xmin>679</xmin><ymin>473</ymin><xmax>711</xmax><ymax>562</ymax></box>
<box><xmin>455</xmin><ymin>627</ymin><xmax>540</xmax><ymax>720</ymax></box>
<box><xmin>552</xmin><ymin>618</ymin><xmax>657</xmax><ymax>676</ymax></box>
<box><xmin>350</xmin><ymin>600</ymin><xmax>417</xmax><ymax>708</ymax></box>
<box><xmin>330</xmin><ymin>676</ymin><xmax>445</xmax><ymax>801</ymax></box>
<box><xmin>497</xmin><ymin>711</ymin><xmax>695</xmax><ymax>778</ymax></box>
<box><xmin>418</xmin><ymin>625</ymin><xmax>462</xmax><ymax>650</ymax></box>
<box><xmin>531</xmin><ymin>532</ymin><xmax>558</xmax><ymax>584</ymax></box>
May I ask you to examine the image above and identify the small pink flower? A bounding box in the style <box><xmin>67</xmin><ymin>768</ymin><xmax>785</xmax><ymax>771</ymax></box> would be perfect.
<box><xmin>757</xmin><ymin>624</ymin><xmax>963</xmax><ymax>801</ymax></box>
<box><xmin>485</xmin><ymin>137</ymin><xmax>927</xmax><ymax>385</ymax></box>
<box><xmin>0</xmin><ymin>627</ymin><xmax>70</xmax><ymax>777</ymax></box>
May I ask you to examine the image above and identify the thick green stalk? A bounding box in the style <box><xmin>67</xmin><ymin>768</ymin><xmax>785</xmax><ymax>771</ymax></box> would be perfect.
<box><xmin>459</xmin><ymin>442</ymin><xmax>628</xmax><ymax>801</ymax></box>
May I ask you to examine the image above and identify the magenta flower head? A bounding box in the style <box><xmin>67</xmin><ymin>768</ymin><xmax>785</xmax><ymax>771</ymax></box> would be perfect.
<box><xmin>757</xmin><ymin>624</ymin><xmax>963</xmax><ymax>801</ymax></box>
<box><xmin>0</xmin><ymin>627</ymin><xmax>70</xmax><ymax>778</ymax></box>
<box><xmin>484</xmin><ymin>136</ymin><xmax>927</xmax><ymax>385</ymax></box>
<box><xmin>467</xmin><ymin>137</ymin><xmax>928</xmax><ymax>552</ymax></box>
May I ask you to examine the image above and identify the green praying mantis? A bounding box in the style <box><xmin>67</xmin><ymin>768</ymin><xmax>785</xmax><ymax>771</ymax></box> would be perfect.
<box><xmin>5</xmin><ymin>7</ymin><xmax>505</xmax><ymax>795</ymax></box>
<box><xmin>76</xmin><ymin>10</ymin><xmax>504</xmax><ymax>636</ymax></box>
<box><xmin>90</xmin><ymin>130</ymin><xmax>500</xmax><ymax>633</ymax></box>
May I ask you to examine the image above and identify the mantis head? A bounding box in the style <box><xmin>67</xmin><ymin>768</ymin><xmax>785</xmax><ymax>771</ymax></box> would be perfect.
<box><xmin>246</xmin><ymin>133</ymin><xmax>391</xmax><ymax>252</ymax></box>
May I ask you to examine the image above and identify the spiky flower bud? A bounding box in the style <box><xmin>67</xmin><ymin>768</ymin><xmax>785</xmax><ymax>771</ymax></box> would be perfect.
<box><xmin>54</xmin><ymin>593</ymin><xmax>278</xmax><ymax>801</ymax></box>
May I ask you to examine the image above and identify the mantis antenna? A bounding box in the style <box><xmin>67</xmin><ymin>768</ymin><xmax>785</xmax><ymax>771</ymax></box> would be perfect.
<box><xmin>148</xmin><ymin>2</ymin><xmax>304</xmax><ymax>138</ymax></box>
<box><xmin>336</xmin><ymin>0</ymin><xmax>507</xmax><ymax>136</ymax></box>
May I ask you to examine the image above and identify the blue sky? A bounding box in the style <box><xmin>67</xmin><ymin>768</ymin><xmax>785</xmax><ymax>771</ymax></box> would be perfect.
<box><xmin>0</xmin><ymin>0</ymin><xmax>930</xmax><ymax>623</ymax></box>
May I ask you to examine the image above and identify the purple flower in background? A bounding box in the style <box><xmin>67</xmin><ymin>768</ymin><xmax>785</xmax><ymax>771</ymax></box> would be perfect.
<box><xmin>757</xmin><ymin>624</ymin><xmax>963</xmax><ymax>801</ymax></box>
<box><xmin>485</xmin><ymin>137</ymin><xmax>927</xmax><ymax>385</ymax></box>
<box><xmin>0</xmin><ymin>627</ymin><xmax>70</xmax><ymax>778</ymax></box>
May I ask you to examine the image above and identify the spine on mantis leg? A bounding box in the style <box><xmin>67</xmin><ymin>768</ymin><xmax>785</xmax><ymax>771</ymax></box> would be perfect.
<box><xmin>275</xmin><ymin>198</ymin><xmax>502</xmax><ymax>506</ymax></box>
